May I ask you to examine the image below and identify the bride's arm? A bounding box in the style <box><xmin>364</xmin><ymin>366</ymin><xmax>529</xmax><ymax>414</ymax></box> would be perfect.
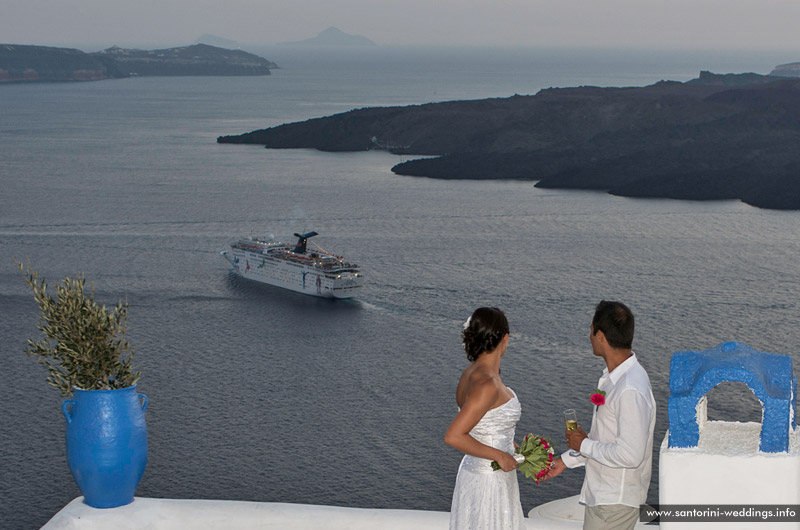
<box><xmin>444</xmin><ymin>380</ymin><xmax>518</xmax><ymax>472</ymax></box>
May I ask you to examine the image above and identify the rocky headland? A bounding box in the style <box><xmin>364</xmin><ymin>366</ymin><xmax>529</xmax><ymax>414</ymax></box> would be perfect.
<box><xmin>218</xmin><ymin>70</ymin><xmax>800</xmax><ymax>210</ymax></box>
<box><xmin>0</xmin><ymin>43</ymin><xmax>277</xmax><ymax>83</ymax></box>
<box><xmin>0</xmin><ymin>44</ymin><xmax>114</xmax><ymax>82</ymax></box>
<box><xmin>94</xmin><ymin>44</ymin><xmax>277</xmax><ymax>77</ymax></box>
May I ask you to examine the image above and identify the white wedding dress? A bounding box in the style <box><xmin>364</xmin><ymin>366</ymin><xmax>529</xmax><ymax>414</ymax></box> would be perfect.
<box><xmin>449</xmin><ymin>389</ymin><xmax>526</xmax><ymax>530</ymax></box>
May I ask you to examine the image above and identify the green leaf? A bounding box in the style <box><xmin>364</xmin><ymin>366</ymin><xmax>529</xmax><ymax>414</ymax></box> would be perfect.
<box><xmin>16</xmin><ymin>259</ymin><xmax>140</xmax><ymax>396</ymax></box>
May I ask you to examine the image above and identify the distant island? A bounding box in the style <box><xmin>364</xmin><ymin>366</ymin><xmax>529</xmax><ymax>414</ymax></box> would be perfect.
<box><xmin>195</xmin><ymin>34</ymin><xmax>241</xmax><ymax>50</ymax></box>
<box><xmin>279</xmin><ymin>27</ymin><xmax>376</xmax><ymax>47</ymax></box>
<box><xmin>218</xmin><ymin>69</ymin><xmax>800</xmax><ymax>210</ymax></box>
<box><xmin>0</xmin><ymin>43</ymin><xmax>277</xmax><ymax>83</ymax></box>
<box><xmin>770</xmin><ymin>62</ymin><xmax>800</xmax><ymax>78</ymax></box>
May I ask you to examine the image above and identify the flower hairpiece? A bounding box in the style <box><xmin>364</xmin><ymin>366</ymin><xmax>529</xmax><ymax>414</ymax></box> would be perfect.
<box><xmin>590</xmin><ymin>389</ymin><xmax>606</xmax><ymax>408</ymax></box>
<box><xmin>463</xmin><ymin>316</ymin><xmax>472</xmax><ymax>330</ymax></box>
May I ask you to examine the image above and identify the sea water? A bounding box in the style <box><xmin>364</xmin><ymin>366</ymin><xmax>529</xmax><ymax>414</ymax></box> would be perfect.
<box><xmin>1</xmin><ymin>45</ymin><xmax>799</xmax><ymax>530</ymax></box>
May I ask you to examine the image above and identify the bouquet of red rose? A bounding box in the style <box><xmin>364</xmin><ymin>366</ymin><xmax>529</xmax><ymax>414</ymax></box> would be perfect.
<box><xmin>491</xmin><ymin>433</ymin><xmax>555</xmax><ymax>484</ymax></box>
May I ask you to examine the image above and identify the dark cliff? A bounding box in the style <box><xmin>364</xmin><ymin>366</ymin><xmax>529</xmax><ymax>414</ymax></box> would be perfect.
<box><xmin>0</xmin><ymin>43</ymin><xmax>276</xmax><ymax>83</ymax></box>
<box><xmin>218</xmin><ymin>73</ymin><xmax>800</xmax><ymax>210</ymax></box>
<box><xmin>0</xmin><ymin>44</ymin><xmax>124</xmax><ymax>83</ymax></box>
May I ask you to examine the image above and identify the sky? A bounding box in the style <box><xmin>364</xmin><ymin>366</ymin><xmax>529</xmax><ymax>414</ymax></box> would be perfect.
<box><xmin>2</xmin><ymin>0</ymin><xmax>800</xmax><ymax>51</ymax></box>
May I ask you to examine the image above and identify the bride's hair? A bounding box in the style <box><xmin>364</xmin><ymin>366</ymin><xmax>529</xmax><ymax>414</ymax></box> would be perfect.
<box><xmin>462</xmin><ymin>307</ymin><xmax>509</xmax><ymax>362</ymax></box>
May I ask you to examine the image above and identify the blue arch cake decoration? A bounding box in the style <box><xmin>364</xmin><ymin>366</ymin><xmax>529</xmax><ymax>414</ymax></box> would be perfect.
<box><xmin>668</xmin><ymin>341</ymin><xmax>797</xmax><ymax>453</ymax></box>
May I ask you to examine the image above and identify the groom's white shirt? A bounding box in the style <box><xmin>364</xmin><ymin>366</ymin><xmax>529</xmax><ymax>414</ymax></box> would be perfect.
<box><xmin>561</xmin><ymin>353</ymin><xmax>656</xmax><ymax>508</ymax></box>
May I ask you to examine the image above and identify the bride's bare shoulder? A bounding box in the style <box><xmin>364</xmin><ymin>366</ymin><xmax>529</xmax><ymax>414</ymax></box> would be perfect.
<box><xmin>458</xmin><ymin>368</ymin><xmax>498</xmax><ymax>404</ymax></box>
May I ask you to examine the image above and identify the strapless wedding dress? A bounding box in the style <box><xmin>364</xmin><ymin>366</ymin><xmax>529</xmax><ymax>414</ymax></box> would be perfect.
<box><xmin>449</xmin><ymin>389</ymin><xmax>526</xmax><ymax>530</ymax></box>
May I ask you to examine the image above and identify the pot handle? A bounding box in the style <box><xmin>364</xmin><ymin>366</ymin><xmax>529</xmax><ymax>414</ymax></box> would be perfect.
<box><xmin>138</xmin><ymin>393</ymin><xmax>148</xmax><ymax>412</ymax></box>
<box><xmin>62</xmin><ymin>400</ymin><xmax>75</xmax><ymax>424</ymax></box>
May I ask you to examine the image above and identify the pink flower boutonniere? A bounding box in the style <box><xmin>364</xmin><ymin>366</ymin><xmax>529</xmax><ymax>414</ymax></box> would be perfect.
<box><xmin>590</xmin><ymin>389</ymin><xmax>606</xmax><ymax>408</ymax></box>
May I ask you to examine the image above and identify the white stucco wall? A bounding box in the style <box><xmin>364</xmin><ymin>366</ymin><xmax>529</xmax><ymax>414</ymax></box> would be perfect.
<box><xmin>41</xmin><ymin>495</ymin><xmax>659</xmax><ymax>530</ymax></box>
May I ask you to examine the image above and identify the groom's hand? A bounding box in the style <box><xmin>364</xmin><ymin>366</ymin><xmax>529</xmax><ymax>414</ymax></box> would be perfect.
<box><xmin>565</xmin><ymin>425</ymin><xmax>588</xmax><ymax>452</ymax></box>
<box><xmin>540</xmin><ymin>456</ymin><xmax>565</xmax><ymax>482</ymax></box>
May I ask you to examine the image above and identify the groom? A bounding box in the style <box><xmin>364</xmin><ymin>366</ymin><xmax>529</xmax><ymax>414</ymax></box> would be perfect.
<box><xmin>542</xmin><ymin>300</ymin><xmax>656</xmax><ymax>530</ymax></box>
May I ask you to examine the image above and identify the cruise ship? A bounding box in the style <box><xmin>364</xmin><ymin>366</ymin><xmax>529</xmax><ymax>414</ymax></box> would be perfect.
<box><xmin>221</xmin><ymin>232</ymin><xmax>363</xmax><ymax>298</ymax></box>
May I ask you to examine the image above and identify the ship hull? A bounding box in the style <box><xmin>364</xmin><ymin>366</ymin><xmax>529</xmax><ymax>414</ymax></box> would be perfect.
<box><xmin>221</xmin><ymin>249</ymin><xmax>362</xmax><ymax>299</ymax></box>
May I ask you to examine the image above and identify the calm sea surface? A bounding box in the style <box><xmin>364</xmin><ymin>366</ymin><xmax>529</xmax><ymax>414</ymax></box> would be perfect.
<box><xmin>2</xmin><ymin>46</ymin><xmax>800</xmax><ymax>529</ymax></box>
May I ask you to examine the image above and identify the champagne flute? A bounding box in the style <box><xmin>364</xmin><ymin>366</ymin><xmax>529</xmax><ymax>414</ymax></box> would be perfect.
<box><xmin>564</xmin><ymin>409</ymin><xmax>581</xmax><ymax>457</ymax></box>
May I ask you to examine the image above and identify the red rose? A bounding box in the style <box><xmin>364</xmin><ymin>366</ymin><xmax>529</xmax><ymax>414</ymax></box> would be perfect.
<box><xmin>590</xmin><ymin>393</ymin><xmax>606</xmax><ymax>406</ymax></box>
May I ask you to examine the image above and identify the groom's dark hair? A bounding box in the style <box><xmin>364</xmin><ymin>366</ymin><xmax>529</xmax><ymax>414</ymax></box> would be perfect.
<box><xmin>592</xmin><ymin>300</ymin><xmax>634</xmax><ymax>349</ymax></box>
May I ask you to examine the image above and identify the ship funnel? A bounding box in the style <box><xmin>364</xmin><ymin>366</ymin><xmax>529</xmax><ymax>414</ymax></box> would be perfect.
<box><xmin>293</xmin><ymin>231</ymin><xmax>318</xmax><ymax>253</ymax></box>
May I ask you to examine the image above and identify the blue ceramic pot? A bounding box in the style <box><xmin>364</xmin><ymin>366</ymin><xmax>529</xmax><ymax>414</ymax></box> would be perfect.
<box><xmin>62</xmin><ymin>385</ymin><xmax>148</xmax><ymax>508</ymax></box>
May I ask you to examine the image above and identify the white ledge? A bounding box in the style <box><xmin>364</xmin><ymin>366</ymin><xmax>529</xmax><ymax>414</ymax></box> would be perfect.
<box><xmin>41</xmin><ymin>495</ymin><xmax>657</xmax><ymax>530</ymax></box>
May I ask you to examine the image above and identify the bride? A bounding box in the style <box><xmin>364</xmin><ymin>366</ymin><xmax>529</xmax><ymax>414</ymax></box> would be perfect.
<box><xmin>445</xmin><ymin>307</ymin><xmax>526</xmax><ymax>530</ymax></box>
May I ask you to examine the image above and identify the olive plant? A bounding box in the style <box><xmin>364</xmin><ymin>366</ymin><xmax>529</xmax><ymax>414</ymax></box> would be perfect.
<box><xmin>17</xmin><ymin>260</ymin><xmax>140</xmax><ymax>396</ymax></box>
